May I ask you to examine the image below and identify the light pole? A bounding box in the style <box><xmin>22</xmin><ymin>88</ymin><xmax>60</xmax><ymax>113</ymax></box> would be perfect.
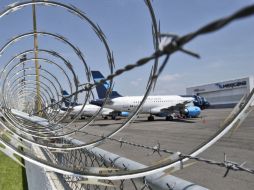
<box><xmin>32</xmin><ymin>0</ymin><xmax>41</xmax><ymax>116</ymax></box>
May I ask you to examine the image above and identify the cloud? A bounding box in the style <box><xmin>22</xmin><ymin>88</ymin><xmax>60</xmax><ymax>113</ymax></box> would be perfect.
<box><xmin>152</xmin><ymin>82</ymin><xmax>186</xmax><ymax>95</ymax></box>
<box><xmin>151</xmin><ymin>74</ymin><xmax>186</xmax><ymax>95</ymax></box>
<box><xmin>158</xmin><ymin>73</ymin><xmax>182</xmax><ymax>82</ymax></box>
<box><xmin>130</xmin><ymin>78</ymin><xmax>143</xmax><ymax>86</ymax></box>
<box><xmin>129</xmin><ymin>74</ymin><xmax>184</xmax><ymax>94</ymax></box>
<box><xmin>207</xmin><ymin>60</ymin><xmax>224</xmax><ymax>69</ymax></box>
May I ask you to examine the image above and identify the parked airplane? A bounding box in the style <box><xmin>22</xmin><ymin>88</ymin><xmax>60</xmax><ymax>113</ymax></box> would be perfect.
<box><xmin>90</xmin><ymin>71</ymin><xmax>200</xmax><ymax>121</ymax></box>
<box><xmin>60</xmin><ymin>90</ymin><xmax>114</xmax><ymax>119</ymax></box>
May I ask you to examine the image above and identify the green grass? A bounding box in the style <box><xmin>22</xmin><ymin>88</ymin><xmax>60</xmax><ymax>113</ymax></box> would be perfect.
<box><xmin>0</xmin><ymin>151</ymin><xmax>28</xmax><ymax>190</ymax></box>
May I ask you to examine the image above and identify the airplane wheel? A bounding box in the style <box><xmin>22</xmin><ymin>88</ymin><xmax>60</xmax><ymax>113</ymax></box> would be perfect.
<box><xmin>104</xmin><ymin>116</ymin><xmax>108</xmax><ymax>120</ymax></box>
<box><xmin>111</xmin><ymin>115</ymin><xmax>116</xmax><ymax>120</ymax></box>
<box><xmin>166</xmin><ymin>115</ymin><xmax>173</xmax><ymax>121</ymax></box>
<box><xmin>148</xmin><ymin>115</ymin><xmax>154</xmax><ymax>121</ymax></box>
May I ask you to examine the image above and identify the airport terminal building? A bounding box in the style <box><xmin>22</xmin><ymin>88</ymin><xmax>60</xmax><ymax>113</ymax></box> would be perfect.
<box><xmin>186</xmin><ymin>76</ymin><xmax>254</xmax><ymax>107</ymax></box>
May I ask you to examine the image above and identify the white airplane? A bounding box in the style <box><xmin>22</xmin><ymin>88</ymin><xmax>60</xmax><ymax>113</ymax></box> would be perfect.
<box><xmin>90</xmin><ymin>71</ymin><xmax>197</xmax><ymax>121</ymax></box>
<box><xmin>59</xmin><ymin>90</ymin><xmax>115</xmax><ymax>119</ymax></box>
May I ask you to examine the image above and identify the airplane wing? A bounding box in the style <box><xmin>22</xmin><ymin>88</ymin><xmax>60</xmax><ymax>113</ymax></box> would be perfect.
<box><xmin>101</xmin><ymin>108</ymin><xmax>114</xmax><ymax>116</ymax></box>
<box><xmin>151</xmin><ymin>100</ymin><xmax>191</xmax><ymax>114</ymax></box>
<box><xmin>167</xmin><ymin>101</ymin><xmax>191</xmax><ymax>111</ymax></box>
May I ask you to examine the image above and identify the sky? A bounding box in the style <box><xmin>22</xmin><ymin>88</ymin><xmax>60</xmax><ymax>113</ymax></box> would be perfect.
<box><xmin>0</xmin><ymin>0</ymin><xmax>253</xmax><ymax>99</ymax></box>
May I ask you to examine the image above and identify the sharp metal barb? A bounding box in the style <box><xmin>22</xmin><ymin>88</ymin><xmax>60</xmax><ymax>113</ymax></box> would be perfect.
<box><xmin>152</xmin><ymin>142</ymin><xmax>161</xmax><ymax>156</ymax></box>
<box><xmin>166</xmin><ymin>182</ymin><xmax>175</xmax><ymax>190</ymax></box>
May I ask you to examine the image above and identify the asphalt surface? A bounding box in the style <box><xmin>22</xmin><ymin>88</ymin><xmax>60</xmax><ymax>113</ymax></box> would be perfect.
<box><xmin>70</xmin><ymin>108</ymin><xmax>254</xmax><ymax>190</ymax></box>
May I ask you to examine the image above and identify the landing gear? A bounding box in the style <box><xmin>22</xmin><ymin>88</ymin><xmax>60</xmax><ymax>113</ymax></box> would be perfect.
<box><xmin>103</xmin><ymin>116</ymin><xmax>108</xmax><ymax>120</ymax></box>
<box><xmin>111</xmin><ymin>115</ymin><xmax>116</xmax><ymax>120</ymax></box>
<box><xmin>166</xmin><ymin>115</ymin><xmax>174</xmax><ymax>121</ymax></box>
<box><xmin>148</xmin><ymin>115</ymin><xmax>154</xmax><ymax>121</ymax></box>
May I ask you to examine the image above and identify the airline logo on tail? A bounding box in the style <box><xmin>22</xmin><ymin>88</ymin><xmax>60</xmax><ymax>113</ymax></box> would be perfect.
<box><xmin>91</xmin><ymin>71</ymin><xmax>122</xmax><ymax>99</ymax></box>
<box><xmin>61</xmin><ymin>90</ymin><xmax>79</xmax><ymax>107</ymax></box>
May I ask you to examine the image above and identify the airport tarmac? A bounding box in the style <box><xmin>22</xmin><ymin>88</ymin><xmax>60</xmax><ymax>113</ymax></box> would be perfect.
<box><xmin>70</xmin><ymin>108</ymin><xmax>254</xmax><ymax>190</ymax></box>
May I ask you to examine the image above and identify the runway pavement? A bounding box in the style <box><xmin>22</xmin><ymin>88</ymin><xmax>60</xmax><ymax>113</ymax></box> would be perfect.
<box><xmin>70</xmin><ymin>108</ymin><xmax>254</xmax><ymax>190</ymax></box>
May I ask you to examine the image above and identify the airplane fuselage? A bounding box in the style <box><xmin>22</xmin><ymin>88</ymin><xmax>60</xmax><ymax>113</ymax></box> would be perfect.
<box><xmin>63</xmin><ymin>104</ymin><xmax>113</xmax><ymax>117</ymax></box>
<box><xmin>104</xmin><ymin>95</ymin><xmax>193</xmax><ymax>114</ymax></box>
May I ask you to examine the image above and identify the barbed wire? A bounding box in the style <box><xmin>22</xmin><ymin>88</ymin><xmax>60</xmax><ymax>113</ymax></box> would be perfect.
<box><xmin>69</xmin><ymin>128</ymin><xmax>175</xmax><ymax>155</ymax></box>
<box><xmin>45</xmin><ymin>137</ymin><xmax>254</xmax><ymax>190</ymax></box>
<box><xmin>180</xmin><ymin>153</ymin><xmax>254</xmax><ymax>177</ymax></box>
<box><xmin>66</xmin><ymin>128</ymin><xmax>254</xmax><ymax>177</ymax></box>
<box><xmin>0</xmin><ymin>1</ymin><xmax>253</xmax><ymax>188</ymax></box>
<box><xmin>45</xmin><ymin>135</ymin><xmax>254</xmax><ymax>190</ymax></box>
<box><xmin>99</xmin><ymin>138</ymin><xmax>254</xmax><ymax>177</ymax></box>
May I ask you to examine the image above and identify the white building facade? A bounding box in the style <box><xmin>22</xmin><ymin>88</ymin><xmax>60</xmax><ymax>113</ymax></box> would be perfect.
<box><xmin>186</xmin><ymin>76</ymin><xmax>254</xmax><ymax>107</ymax></box>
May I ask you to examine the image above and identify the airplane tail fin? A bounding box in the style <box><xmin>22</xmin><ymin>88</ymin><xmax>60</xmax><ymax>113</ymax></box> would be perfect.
<box><xmin>51</xmin><ymin>98</ymin><xmax>56</xmax><ymax>104</ymax></box>
<box><xmin>62</xmin><ymin>90</ymin><xmax>69</xmax><ymax>97</ymax></box>
<box><xmin>91</xmin><ymin>71</ymin><xmax>122</xmax><ymax>99</ymax></box>
<box><xmin>50</xmin><ymin>98</ymin><xmax>59</xmax><ymax>109</ymax></box>
<box><xmin>111</xmin><ymin>90</ymin><xmax>122</xmax><ymax>98</ymax></box>
<box><xmin>61</xmin><ymin>90</ymin><xmax>80</xmax><ymax>107</ymax></box>
<box><xmin>61</xmin><ymin>90</ymin><xmax>71</xmax><ymax>107</ymax></box>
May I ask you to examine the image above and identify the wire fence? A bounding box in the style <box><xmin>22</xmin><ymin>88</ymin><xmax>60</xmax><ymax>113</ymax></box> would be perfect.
<box><xmin>0</xmin><ymin>1</ymin><xmax>254</xmax><ymax>189</ymax></box>
<box><xmin>44</xmin><ymin>140</ymin><xmax>154</xmax><ymax>190</ymax></box>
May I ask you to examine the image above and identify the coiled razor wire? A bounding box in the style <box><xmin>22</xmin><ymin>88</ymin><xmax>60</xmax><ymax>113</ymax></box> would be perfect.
<box><xmin>0</xmin><ymin>0</ymin><xmax>253</xmax><ymax>186</ymax></box>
